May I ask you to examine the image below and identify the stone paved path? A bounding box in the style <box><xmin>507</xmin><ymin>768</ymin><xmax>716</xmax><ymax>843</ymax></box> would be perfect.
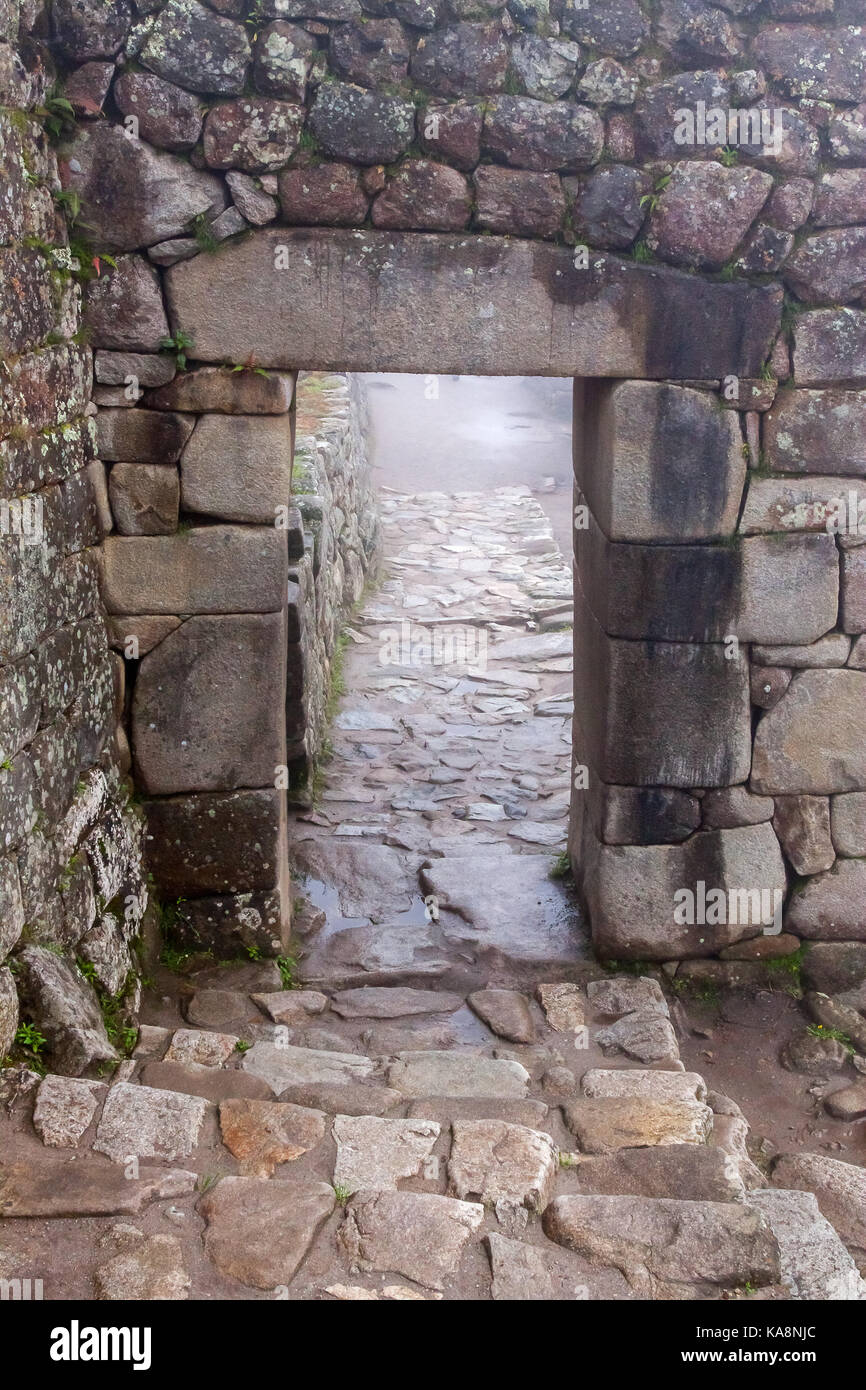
<box><xmin>1</xmin><ymin>488</ymin><xmax>865</xmax><ymax>1301</ymax></box>
<box><xmin>292</xmin><ymin>485</ymin><xmax>582</xmax><ymax>989</ymax></box>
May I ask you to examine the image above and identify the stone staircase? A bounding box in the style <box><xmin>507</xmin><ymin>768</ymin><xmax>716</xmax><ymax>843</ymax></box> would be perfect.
<box><xmin>2</xmin><ymin>964</ymin><xmax>864</xmax><ymax>1301</ymax></box>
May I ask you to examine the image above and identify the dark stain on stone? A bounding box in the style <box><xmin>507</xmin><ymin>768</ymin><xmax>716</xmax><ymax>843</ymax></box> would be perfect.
<box><xmin>630</xmin><ymin>543</ymin><xmax>742</xmax><ymax>643</ymax></box>
<box><xmin>647</xmin><ymin>384</ymin><xmax>733</xmax><ymax>539</ymax></box>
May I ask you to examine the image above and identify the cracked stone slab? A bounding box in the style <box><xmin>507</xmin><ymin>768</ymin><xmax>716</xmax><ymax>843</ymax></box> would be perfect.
<box><xmin>407</xmin><ymin>1098</ymin><xmax>550</xmax><ymax>1129</ymax></box>
<box><xmin>292</xmin><ymin>838</ymin><xmax>421</xmax><ymax>921</ymax></box>
<box><xmin>340</xmin><ymin>1190</ymin><xmax>484</xmax><ymax>1291</ymax></box>
<box><xmin>486</xmin><ymin>1232</ymin><xmax>632</xmax><ymax>1301</ymax></box>
<box><xmin>219</xmin><ymin>1098</ymin><xmax>327</xmax><ymax>1177</ymax></box>
<box><xmin>544</xmin><ymin>1195</ymin><xmax>780</xmax><ymax>1297</ymax></box>
<box><xmin>595</xmin><ymin>1009</ymin><xmax>680</xmax><ymax>1065</ymax></box>
<box><xmin>467</xmin><ymin>989</ymin><xmax>535</xmax><ymax>1043</ymax></box>
<box><xmin>333</xmin><ymin>1115</ymin><xmax>440</xmax><ymax>1192</ymax></box>
<box><xmin>302</xmin><ymin>924</ymin><xmax>450</xmax><ymax>986</ymax></box>
<box><xmin>387</xmin><ymin>1051</ymin><xmax>530</xmax><ymax>1099</ymax></box>
<box><xmin>241</xmin><ymin>1041</ymin><xmax>375</xmax><ymax>1094</ymax></box>
<box><xmin>0</xmin><ymin>1161</ymin><xmax>196</xmax><ymax>1217</ymax></box>
<box><xmin>93</xmin><ymin>1082</ymin><xmax>209</xmax><ymax>1163</ymax></box>
<box><xmin>562</xmin><ymin>1097</ymin><xmax>713</xmax><ymax>1155</ymax></box>
<box><xmin>421</xmin><ymin>854</ymin><xmax>580</xmax><ymax>966</ymax></box>
<box><xmin>200</xmin><ymin>1177</ymin><xmax>336</xmax><ymax>1291</ymax></box>
<box><xmin>448</xmin><ymin>1120</ymin><xmax>558</xmax><ymax>1213</ymax></box>
<box><xmin>575</xmin><ymin>1144</ymin><xmax>745</xmax><ymax>1203</ymax></box>
<box><xmin>536</xmin><ymin>982</ymin><xmax>585</xmax><ymax>1032</ymax></box>
<box><xmin>580</xmin><ymin>1069</ymin><xmax>706</xmax><ymax>1104</ymax></box>
<box><xmin>165</xmin><ymin>1028</ymin><xmax>239</xmax><ymax>1067</ymax></box>
<box><xmin>748</xmin><ymin>1189</ymin><xmax>866</xmax><ymax>1301</ymax></box>
<box><xmin>250</xmin><ymin>990</ymin><xmax>329</xmax><ymax>1023</ymax></box>
<box><xmin>587</xmin><ymin>976</ymin><xmax>668</xmax><ymax>1018</ymax></box>
<box><xmin>33</xmin><ymin>1075</ymin><xmax>107</xmax><ymax>1148</ymax></box>
<box><xmin>329</xmin><ymin>987</ymin><xmax>463</xmax><ymax>1018</ymax></box>
<box><xmin>772</xmin><ymin>1153</ymin><xmax>866</xmax><ymax>1254</ymax></box>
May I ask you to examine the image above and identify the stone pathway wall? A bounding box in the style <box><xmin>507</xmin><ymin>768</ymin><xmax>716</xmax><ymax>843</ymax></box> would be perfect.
<box><xmin>289</xmin><ymin>373</ymin><xmax>380</xmax><ymax>787</ymax></box>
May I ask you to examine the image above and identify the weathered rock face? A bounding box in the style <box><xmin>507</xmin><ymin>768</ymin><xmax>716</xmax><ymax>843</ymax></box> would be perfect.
<box><xmin>576</xmin><ymin>381</ymin><xmax>746</xmax><ymax>543</ymax></box>
<box><xmin>647</xmin><ymin>162</ymin><xmax>773</xmax><ymax>271</ymax></box>
<box><xmin>752</xmin><ymin>671</ymin><xmax>866</xmax><ymax>795</ymax></box>
<box><xmin>309</xmin><ymin>81</ymin><xmax>415</xmax><ymax>162</ymax></box>
<box><xmin>60</xmin><ymin>125</ymin><xmax>227</xmax><ymax>252</ymax></box>
<box><xmin>85</xmin><ymin>256</ymin><xmax>170</xmax><ymax>354</ymax></box>
<box><xmin>113</xmin><ymin>72</ymin><xmax>204</xmax><ymax>153</ymax></box>
<box><xmin>203</xmin><ymin>99</ymin><xmax>305</xmax><ymax>172</ymax></box>
<box><xmin>132</xmin><ymin>614</ymin><xmax>288</xmax><ymax>795</ymax></box>
<box><xmin>139</xmin><ymin>0</ymin><xmax>251</xmax><ymax>94</ymax></box>
<box><xmin>165</xmin><ymin>229</ymin><xmax>779</xmax><ymax>377</ymax></box>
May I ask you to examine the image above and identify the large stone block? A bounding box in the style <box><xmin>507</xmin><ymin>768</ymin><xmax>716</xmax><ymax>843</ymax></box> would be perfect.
<box><xmin>101</xmin><ymin>526</ymin><xmax>288</xmax><ymax>614</ymax></box>
<box><xmin>132</xmin><ymin>613</ymin><xmax>286</xmax><ymax>793</ymax></box>
<box><xmin>95</xmin><ymin>408</ymin><xmax>195</xmax><ymax>463</ymax></box>
<box><xmin>785</xmin><ymin>860</ymin><xmax>866</xmax><ymax>941</ymax></box>
<box><xmin>109</xmin><ymin>463</ymin><xmax>179</xmax><ymax>535</ymax></box>
<box><xmin>793</xmin><ymin>309</ymin><xmax>866</xmax><ymax>387</ymax></box>
<box><xmin>481</xmin><ymin>96</ymin><xmax>603</xmax><ymax>172</ymax></box>
<box><xmin>59</xmin><ymin>124</ymin><xmax>227</xmax><ymax>253</ymax></box>
<box><xmin>139</xmin><ymin>0</ymin><xmax>251</xmax><ymax>94</ymax></box>
<box><xmin>144</xmin><ymin>790</ymin><xmax>286</xmax><ymax>896</ymax></box>
<box><xmin>752</xmin><ymin>670</ymin><xmax>866</xmax><ymax>794</ymax></box>
<box><xmin>181</xmin><ymin>414</ymin><xmax>294</xmax><ymax>523</ymax></box>
<box><xmin>765</xmin><ymin>389</ymin><xmax>866</xmax><ymax>476</ymax></box>
<box><xmin>146</xmin><ymin>365</ymin><xmax>295</xmax><ymax>414</ymax></box>
<box><xmin>581</xmin><ymin>822</ymin><xmax>787</xmax><ymax>961</ymax></box>
<box><xmin>574</xmin><ymin>381</ymin><xmax>746</xmax><ymax>542</ymax></box>
<box><xmin>739</xmin><ymin>475</ymin><xmax>866</xmax><ymax>535</ymax></box>
<box><xmin>574</xmin><ymin>585</ymin><xmax>752</xmax><ymax>787</ymax></box>
<box><xmin>164</xmin><ymin>228</ymin><xmax>780</xmax><ymax>378</ymax></box>
<box><xmin>85</xmin><ymin>255</ymin><xmax>169</xmax><ymax>353</ymax></box>
<box><xmin>577</xmin><ymin>512</ymin><xmax>838</xmax><ymax>645</ymax></box>
<box><xmin>831</xmin><ymin>792</ymin><xmax>866</xmax><ymax>857</ymax></box>
<box><xmin>647</xmin><ymin>162</ymin><xmax>773</xmax><ymax>272</ymax></box>
<box><xmin>308</xmin><ymin>81</ymin><xmax>414</xmax><ymax>163</ymax></box>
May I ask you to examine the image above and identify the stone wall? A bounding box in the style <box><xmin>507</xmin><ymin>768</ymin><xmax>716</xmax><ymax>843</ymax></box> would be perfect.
<box><xmin>288</xmin><ymin>372</ymin><xmax>380</xmax><ymax>789</ymax></box>
<box><xmin>5</xmin><ymin>0</ymin><xmax>866</xmax><ymax>976</ymax></box>
<box><xmin>571</xmin><ymin>373</ymin><xmax>866</xmax><ymax>965</ymax></box>
<box><xmin>0</xmin><ymin>0</ymin><xmax>147</xmax><ymax>1077</ymax></box>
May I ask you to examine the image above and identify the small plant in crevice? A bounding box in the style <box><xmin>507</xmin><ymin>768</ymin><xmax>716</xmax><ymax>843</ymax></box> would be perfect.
<box><xmin>332</xmin><ymin>1183</ymin><xmax>353</xmax><ymax>1207</ymax></box>
<box><xmin>234</xmin><ymin>1039</ymin><xmax>252</xmax><ymax>1053</ymax></box>
<box><xmin>160</xmin><ymin>330</ymin><xmax>195</xmax><ymax>371</ymax></box>
<box><xmin>65</xmin><ymin>237</ymin><xmax>117</xmax><ymax>283</ymax></box>
<box><xmin>14</xmin><ymin>1021</ymin><xmax>47</xmax><ymax>1058</ymax></box>
<box><xmin>763</xmin><ymin>943</ymin><xmax>805</xmax><ymax>996</ymax></box>
<box><xmin>549</xmin><ymin>850</ymin><xmax>572</xmax><ymax>881</ymax></box>
<box><xmin>806</xmin><ymin>1022</ymin><xmax>854</xmax><ymax>1055</ymax></box>
<box><xmin>36</xmin><ymin>90</ymin><xmax>76</xmax><ymax>142</ymax></box>
<box><xmin>190</xmin><ymin>210</ymin><xmax>219</xmax><ymax>254</ymax></box>
<box><xmin>52</xmin><ymin>187</ymin><xmax>83</xmax><ymax>224</ymax></box>
<box><xmin>639</xmin><ymin>172</ymin><xmax>671</xmax><ymax>216</ymax></box>
<box><xmin>631</xmin><ymin>239</ymin><xmax>653</xmax><ymax>264</ymax></box>
<box><xmin>230</xmin><ymin>352</ymin><xmax>270</xmax><ymax>378</ymax></box>
<box><xmin>276</xmin><ymin>953</ymin><xmax>299</xmax><ymax>990</ymax></box>
<box><xmin>718</xmin><ymin>144</ymin><xmax>739</xmax><ymax>167</ymax></box>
